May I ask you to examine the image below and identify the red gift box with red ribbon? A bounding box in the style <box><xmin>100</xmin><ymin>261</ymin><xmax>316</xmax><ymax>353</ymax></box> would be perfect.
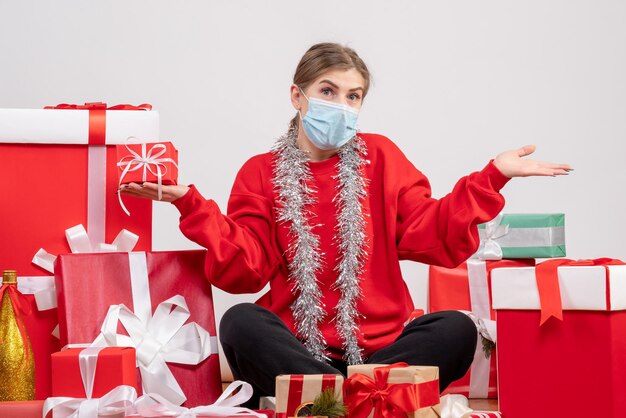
<box><xmin>344</xmin><ymin>363</ymin><xmax>440</xmax><ymax>418</ymax></box>
<box><xmin>51</xmin><ymin>347</ymin><xmax>138</xmax><ymax>399</ymax></box>
<box><xmin>492</xmin><ymin>258</ymin><xmax>626</xmax><ymax>418</ymax></box>
<box><xmin>429</xmin><ymin>258</ymin><xmax>534</xmax><ymax>399</ymax></box>
<box><xmin>0</xmin><ymin>103</ymin><xmax>158</xmax><ymax>400</ymax></box>
<box><xmin>54</xmin><ymin>250</ymin><xmax>222</xmax><ymax>407</ymax></box>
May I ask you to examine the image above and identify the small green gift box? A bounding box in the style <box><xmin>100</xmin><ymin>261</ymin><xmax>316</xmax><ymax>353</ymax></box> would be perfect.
<box><xmin>476</xmin><ymin>213</ymin><xmax>565</xmax><ymax>259</ymax></box>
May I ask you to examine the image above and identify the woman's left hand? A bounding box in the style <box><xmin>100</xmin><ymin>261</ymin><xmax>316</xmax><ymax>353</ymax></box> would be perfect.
<box><xmin>493</xmin><ymin>145</ymin><xmax>572</xmax><ymax>178</ymax></box>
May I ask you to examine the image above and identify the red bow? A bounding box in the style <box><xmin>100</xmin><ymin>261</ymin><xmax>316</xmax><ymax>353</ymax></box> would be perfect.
<box><xmin>44</xmin><ymin>102</ymin><xmax>152</xmax><ymax>111</ymax></box>
<box><xmin>44</xmin><ymin>102</ymin><xmax>152</xmax><ymax>145</ymax></box>
<box><xmin>0</xmin><ymin>284</ymin><xmax>32</xmax><ymax>365</ymax></box>
<box><xmin>536</xmin><ymin>258</ymin><xmax>625</xmax><ymax>325</ymax></box>
<box><xmin>344</xmin><ymin>363</ymin><xmax>439</xmax><ymax>418</ymax></box>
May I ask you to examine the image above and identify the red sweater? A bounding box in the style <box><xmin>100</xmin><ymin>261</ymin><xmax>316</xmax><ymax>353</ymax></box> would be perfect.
<box><xmin>173</xmin><ymin>133</ymin><xmax>509</xmax><ymax>359</ymax></box>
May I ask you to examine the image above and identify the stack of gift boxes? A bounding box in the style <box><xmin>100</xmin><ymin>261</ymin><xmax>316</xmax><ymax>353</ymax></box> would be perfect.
<box><xmin>429</xmin><ymin>213</ymin><xmax>626</xmax><ymax>418</ymax></box>
<box><xmin>0</xmin><ymin>103</ymin><xmax>269</xmax><ymax>417</ymax></box>
<box><xmin>2</xmin><ymin>103</ymin><xmax>624</xmax><ymax>418</ymax></box>
<box><xmin>270</xmin><ymin>366</ymin><xmax>499</xmax><ymax>417</ymax></box>
<box><xmin>428</xmin><ymin>213</ymin><xmax>564</xmax><ymax>401</ymax></box>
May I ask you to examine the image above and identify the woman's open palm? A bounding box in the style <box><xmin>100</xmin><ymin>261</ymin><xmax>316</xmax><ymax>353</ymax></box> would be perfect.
<box><xmin>493</xmin><ymin>145</ymin><xmax>572</xmax><ymax>178</ymax></box>
<box><xmin>119</xmin><ymin>182</ymin><xmax>190</xmax><ymax>202</ymax></box>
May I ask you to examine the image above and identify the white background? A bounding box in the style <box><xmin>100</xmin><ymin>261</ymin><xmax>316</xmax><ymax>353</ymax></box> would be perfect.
<box><xmin>2</xmin><ymin>1</ymin><xmax>625</xmax><ymax>380</ymax></box>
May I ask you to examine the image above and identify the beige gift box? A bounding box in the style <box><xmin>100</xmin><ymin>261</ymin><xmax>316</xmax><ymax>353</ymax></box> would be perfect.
<box><xmin>345</xmin><ymin>364</ymin><xmax>440</xmax><ymax>418</ymax></box>
<box><xmin>275</xmin><ymin>374</ymin><xmax>344</xmax><ymax>417</ymax></box>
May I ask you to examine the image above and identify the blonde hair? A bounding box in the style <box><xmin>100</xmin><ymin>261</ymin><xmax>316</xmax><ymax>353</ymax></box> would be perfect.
<box><xmin>289</xmin><ymin>43</ymin><xmax>371</xmax><ymax>132</ymax></box>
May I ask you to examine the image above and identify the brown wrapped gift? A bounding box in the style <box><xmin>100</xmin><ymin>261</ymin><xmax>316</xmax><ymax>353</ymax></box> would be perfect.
<box><xmin>345</xmin><ymin>363</ymin><xmax>440</xmax><ymax>418</ymax></box>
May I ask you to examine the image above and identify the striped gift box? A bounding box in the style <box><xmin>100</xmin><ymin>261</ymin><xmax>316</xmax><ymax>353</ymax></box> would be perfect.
<box><xmin>477</xmin><ymin>213</ymin><xmax>565</xmax><ymax>259</ymax></box>
<box><xmin>275</xmin><ymin>374</ymin><xmax>343</xmax><ymax>418</ymax></box>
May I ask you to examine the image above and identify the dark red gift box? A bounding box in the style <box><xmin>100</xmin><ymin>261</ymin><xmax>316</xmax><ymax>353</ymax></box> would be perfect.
<box><xmin>54</xmin><ymin>250</ymin><xmax>222</xmax><ymax>407</ymax></box>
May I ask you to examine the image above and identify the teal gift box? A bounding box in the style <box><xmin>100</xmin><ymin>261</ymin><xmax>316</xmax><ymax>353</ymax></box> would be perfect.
<box><xmin>476</xmin><ymin>213</ymin><xmax>565</xmax><ymax>259</ymax></box>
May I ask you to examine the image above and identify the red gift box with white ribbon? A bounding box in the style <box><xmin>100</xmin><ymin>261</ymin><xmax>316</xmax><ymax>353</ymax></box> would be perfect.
<box><xmin>429</xmin><ymin>258</ymin><xmax>534</xmax><ymax>398</ymax></box>
<box><xmin>51</xmin><ymin>347</ymin><xmax>138</xmax><ymax>399</ymax></box>
<box><xmin>54</xmin><ymin>250</ymin><xmax>222</xmax><ymax>407</ymax></box>
<box><xmin>116</xmin><ymin>141</ymin><xmax>178</xmax><ymax>215</ymax></box>
<box><xmin>116</xmin><ymin>141</ymin><xmax>178</xmax><ymax>186</ymax></box>
<box><xmin>0</xmin><ymin>103</ymin><xmax>157</xmax><ymax>399</ymax></box>
<box><xmin>492</xmin><ymin>258</ymin><xmax>626</xmax><ymax>418</ymax></box>
<box><xmin>0</xmin><ymin>383</ymin><xmax>273</xmax><ymax>418</ymax></box>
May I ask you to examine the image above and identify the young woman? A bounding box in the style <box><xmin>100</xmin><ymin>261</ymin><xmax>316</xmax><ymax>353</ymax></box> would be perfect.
<box><xmin>121</xmin><ymin>42</ymin><xmax>571</xmax><ymax>404</ymax></box>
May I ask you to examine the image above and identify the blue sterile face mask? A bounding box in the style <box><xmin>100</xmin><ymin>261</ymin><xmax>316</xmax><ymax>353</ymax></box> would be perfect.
<box><xmin>299</xmin><ymin>88</ymin><xmax>359</xmax><ymax>150</ymax></box>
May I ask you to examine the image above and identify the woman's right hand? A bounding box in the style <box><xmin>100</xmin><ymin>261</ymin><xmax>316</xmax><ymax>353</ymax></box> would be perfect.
<box><xmin>118</xmin><ymin>182</ymin><xmax>190</xmax><ymax>202</ymax></box>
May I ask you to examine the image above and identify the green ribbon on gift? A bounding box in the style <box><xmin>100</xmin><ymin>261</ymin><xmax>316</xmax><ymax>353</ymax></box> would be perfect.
<box><xmin>477</xmin><ymin>213</ymin><xmax>566</xmax><ymax>259</ymax></box>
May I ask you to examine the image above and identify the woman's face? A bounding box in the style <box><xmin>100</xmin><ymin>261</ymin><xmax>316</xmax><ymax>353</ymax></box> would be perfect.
<box><xmin>291</xmin><ymin>67</ymin><xmax>366</xmax><ymax>117</ymax></box>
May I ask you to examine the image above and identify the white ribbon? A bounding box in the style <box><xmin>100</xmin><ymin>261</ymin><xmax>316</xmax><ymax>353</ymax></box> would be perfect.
<box><xmin>475</xmin><ymin>213</ymin><xmax>509</xmax><ymax>260</ymax></box>
<box><xmin>476</xmin><ymin>213</ymin><xmax>566</xmax><ymax>260</ymax></box>
<box><xmin>479</xmin><ymin>226</ymin><xmax>566</xmax><ymax>249</ymax></box>
<box><xmin>437</xmin><ymin>394</ymin><xmax>473</xmax><ymax>418</ymax></box>
<box><xmin>78</xmin><ymin>346</ymin><xmax>107</xmax><ymax>399</ymax></box>
<box><xmin>437</xmin><ymin>394</ymin><xmax>501</xmax><ymax>418</ymax></box>
<box><xmin>42</xmin><ymin>384</ymin><xmax>138</xmax><ymax>418</ymax></box>
<box><xmin>463</xmin><ymin>312</ymin><xmax>496</xmax><ymax>346</ymax></box>
<box><xmin>128</xmin><ymin>251</ymin><xmax>153</xmax><ymax>324</ymax></box>
<box><xmin>13</xmin><ymin>275</ymin><xmax>56</xmax><ymax>311</ymax></box>
<box><xmin>28</xmin><ymin>224</ymin><xmax>139</xmax><ymax>312</ymax></box>
<box><xmin>63</xmin><ymin>224</ymin><xmax>140</xmax><ymax>254</ymax></box>
<box><xmin>29</xmin><ymin>249</ymin><xmax>61</xmax><ymax>326</ymax></box>
<box><xmin>88</xmin><ymin>145</ymin><xmax>107</xmax><ymax>249</ymax></box>
<box><xmin>92</xmin><ymin>295</ymin><xmax>217</xmax><ymax>406</ymax></box>
<box><xmin>463</xmin><ymin>259</ymin><xmax>497</xmax><ymax>398</ymax></box>
<box><xmin>462</xmin><ymin>307</ymin><xmax>497</xmax><ymax>399</ymax></box>
<box><xmin>134</xmin><ymin>381</ymin><xmax>268</xmax><ymax>418</ymax></box>
<box><xmin>90</xmin><ymin>252</ymin><xmax>217</xmax><ymax>406</ymax></box>
<box><xmin>117</xmin><ymin>140</ymin><xmax>178</xmax><ymax>215</ymax></box>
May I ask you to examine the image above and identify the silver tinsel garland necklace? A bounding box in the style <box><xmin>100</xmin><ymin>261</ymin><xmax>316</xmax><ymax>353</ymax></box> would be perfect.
<box><xmin>272</xmin><ymin>128</ymin><xmax>369</xmax><ymax>365</ymax></box>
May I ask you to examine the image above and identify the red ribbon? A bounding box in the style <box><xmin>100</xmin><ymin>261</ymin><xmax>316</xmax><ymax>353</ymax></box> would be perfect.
<box><xmin>0</xmin><ymin>284</ymin><xmax>32</xmax><ymax>365</ymax></box>
<box><xmin>286</xmin><ymin>375</ymin><xmax>305</xmax><ymax>416</ymax></box>
<box><xmin>536</xmin><ymin>258</ymin><xmax>625</xmax><ymax>325</ymax></box>
<box><xmin>344</xmin><ymin>362</ymin><xmax>440</xmax><ymax>418</ymax></box>
<box><xmin>283</xmin><ymin>374</ymin><xmax>339</xmax><ymax>416</ymax></box>
<box><xmin>44</xmin><ymin>102</ymin><xmax>152</xmax><ymax>145</ymax></box>
<box><xmin>44</xmin><ymin>102</ymin><xmax>152</xmax><ymax>111</ymax></box>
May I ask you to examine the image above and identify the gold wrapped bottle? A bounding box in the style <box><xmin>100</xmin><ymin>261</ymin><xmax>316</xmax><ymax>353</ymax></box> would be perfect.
<box><xmin>0</xmin><ymin>270</ymin><xmax>35</xmax><ymax>401</ymax></box>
